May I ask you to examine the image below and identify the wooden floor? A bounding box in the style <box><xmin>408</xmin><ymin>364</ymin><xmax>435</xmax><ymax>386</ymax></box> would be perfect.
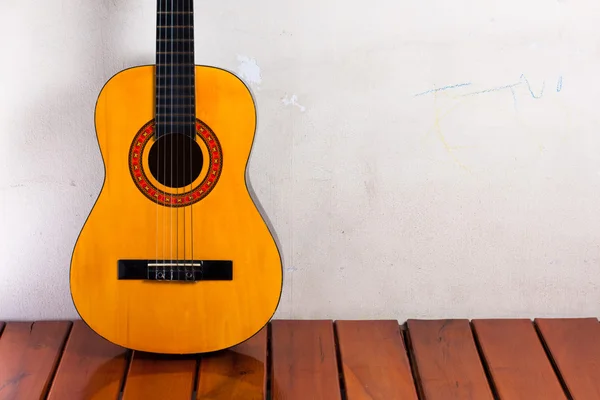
<box><xmin>0</xmin><ymin>319</ymin><xmax>599</xmax><ymax>399</ymax></box>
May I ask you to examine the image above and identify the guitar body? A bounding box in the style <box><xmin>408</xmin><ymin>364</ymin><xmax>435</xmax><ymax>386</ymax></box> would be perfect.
<box><xmin>70</xmin><ymin>65</ymin><xmax>282</xmax><ymax>354</ymax></box>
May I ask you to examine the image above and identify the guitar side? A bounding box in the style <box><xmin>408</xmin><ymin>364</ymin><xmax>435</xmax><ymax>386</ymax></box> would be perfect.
<box><xmin>70</xmin><ymin>65</ymin><xmax>283</xmax><ymax>354</ymax></box>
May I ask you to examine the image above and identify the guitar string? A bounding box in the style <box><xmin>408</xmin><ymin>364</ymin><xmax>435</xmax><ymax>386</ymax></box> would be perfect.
<box><xmin>160</xmin><ymin>0</ymin><xmax>165</xmax><ymax>279</ymax></box>
<box><xmin>190</xmin><ymin>0</ymin><xmax>194</xmax><ymax>278</ymax></box>
<box><xmin>164</xmin><ymin>0</ymin><xmax>168</xmax><ymax>279</ymax></box>
<box><xmin>173</xmin><ymin>0</ymin><xmax>178</xmax><ymax>278</ymax></box>
<box><xmin>170</xmin><ymin>0</ymin><xmax>175</xmax><ymax>278</ymax></box>
<box><xmin>185</xmin><ymin>0</ymin><xmax>190</xmax><ymax>273</ymax></box>
<box><xmin>156</xmin><ymin>0</ymin><xmax>162</xmax><ymax>279</ymax></box>
<box><xmin>185</xmin><ymin>0</ymin><xmax>191</xmax><ymax>275</ymax></box>
<box><xmin>179</xmin><ymin>0</ymin><xmax>186</xmax><ymax>275</ymax></box>
<box><xmin>180</xmin><ymin>0</ymin><xmax>184</xmax><ymax>275</ymax></box>
<box><xmin>163</xmin><ymin>0</ymin><xmax>170</xmax><ymax>279</ymax></box>
<box><xmin>175</xmin><ymin>2</ymin><xmax>185</xmax><ymax>278</ymax></box>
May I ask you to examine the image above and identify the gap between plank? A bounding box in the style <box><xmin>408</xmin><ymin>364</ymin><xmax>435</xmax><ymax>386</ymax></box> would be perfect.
<box><xmin>332</xmin><ymin>322</ymin><xmax>348</xmax><ymax>400</ymax></box>
<box><xmin>266</xmin><ymin>322</ymin><xmax>273</xmax><ymax>400</ymax></box>
<box><xmin>191</xmin><ymin>356</ymin><xmax>200</xmax><ymax>400</ymax></box>
<box><xmin>401</xmin><ymin>322</ymin><xmax>424</xmax><ymax>400</ymax></box>
<box><xmin>117</xmin><ymin>350</ymin><xmax>134</xmax><ymax>400</ymax></box>
<box><xmin>469</xmin><ymin>321</ymin><xmax>500</xmax><ymax>400</ymax></box>
<box><xmin>43</xmin><ymin>321</ymin><xmax>74</xmax><ymax>400</ymax></box>
<box><xmin>532</xmin><ymin>321</ymin><xmax>573</xmax><ymax>400</ymax></box>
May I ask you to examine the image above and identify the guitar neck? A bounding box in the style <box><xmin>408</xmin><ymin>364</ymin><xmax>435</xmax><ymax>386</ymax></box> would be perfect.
<box><xmin>155</xmin><ymin>0</ymin><xmax>196</xmax><ymax>138</ymax></box>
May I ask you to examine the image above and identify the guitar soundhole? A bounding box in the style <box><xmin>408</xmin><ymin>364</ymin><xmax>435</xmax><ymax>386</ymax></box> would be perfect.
<box><xmin>148</xmin><ymin>133</ymin><xmax>203</xmax><ymax>188</ymax></box>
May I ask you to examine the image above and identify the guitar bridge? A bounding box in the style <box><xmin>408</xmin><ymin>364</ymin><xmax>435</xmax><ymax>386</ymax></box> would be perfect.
<box><xmin>117</xmin><ymin>259</ymin><xmax>232</xmax><ymax>282</ymax></box>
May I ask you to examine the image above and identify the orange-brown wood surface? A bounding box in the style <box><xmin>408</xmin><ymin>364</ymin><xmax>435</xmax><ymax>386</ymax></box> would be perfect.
<box><xmin>46</xmin><ymin>321</ymin><xmax>129</xmax><ymax>400</ymax></box>
<box><xmin>336</xmin><ymin>320</ymin><xmax>418</xmax><ymax>400</ymax></box>
<box><xmin>0</xmin><ymin>321</ymin><xmax>71</xmax><ymax>400</ymax></box>
<box><xmin>270</xmin><ymin>320</ymin><xmax>342</xmax><ymax>400</ymax></box>
<box><xmin>121</xmin><ymin>352</ymin><xmax>197</xmax><ymax>400</ymax></box>
<box><xmin>1</xmin><ymin>318</ymin><xmax>598</xmax><ymax>398</ymax></box>
<box><xmin>407</xmin><ymin>319</ymin><xmax>495</xmax><ymax>400</ymax></box>
<box><xmin>196</xmin><ymin>326</ymin><xmax>268</xmax><ymax>399</ymax></box>
<box><xmin>472</xmin><ymin>319</ymin><xmax>567</xmax><ymax>400</ymax></box>
<box><xmin>536</xmin><ymin>318</ymin><xmax>600</xmax><ymax>399</ymax></box>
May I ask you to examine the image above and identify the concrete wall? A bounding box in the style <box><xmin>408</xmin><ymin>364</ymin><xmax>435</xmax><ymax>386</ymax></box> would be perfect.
<box><xmin>1</xmin><ymin>0</ymin><xmax>599</xmax><ymax>320</ymax></box>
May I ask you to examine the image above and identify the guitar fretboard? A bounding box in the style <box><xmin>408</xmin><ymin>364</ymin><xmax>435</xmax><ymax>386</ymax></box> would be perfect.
<box><xmin>156</xmin><ymin>0</ymin><xmax>196</xmax><ymax>138</ymax></box>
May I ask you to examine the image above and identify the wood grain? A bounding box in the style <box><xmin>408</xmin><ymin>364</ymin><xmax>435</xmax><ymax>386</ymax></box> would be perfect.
<box><xmin>46</xmin><ymin>321</ymin><xmax>129</xmax><ymax>400</ymax></box>
<box><xmin>536</xmin><ymin>318</ymin><xmax>600</xmax><ymax>399</ymax></box>
<box><xmin>406</xmin><ymin>319</ymin><xmax>494</xmax><ymax>400</ymax></box>
<box><xmin>335</xmin><ymin>320</ymin><xmax>418</xmax><ymax>400</ymax></box>
<box><xmin>0</xmin><ymin>321</ymin><xmax>71</xmax><ymax>400</ymax></box>
<box><xmin>196</xmin><ymin>326</ymin><xmax>268</xmax><ymax>399</ymax></box>
<box><xmin>270</xmin><ymin>320</ymin><xmax>342</xmax><ymax>400</ymax></box>
<box><xmin>121</xmin><ymin>351</ymin><xmax>197</xmax><ymax>400</ymax></box>
<box><xmin>472</xmin><ymin>319</ymin><xmax>567</xmax><ymax>399</ymax></box>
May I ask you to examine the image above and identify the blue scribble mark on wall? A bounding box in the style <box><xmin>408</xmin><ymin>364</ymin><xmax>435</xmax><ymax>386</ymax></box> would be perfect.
<box><xmin>414</xmin><ymin>82</ymin><xmax>472</xmax><ymax>97</ymax></box>
<box><xmin>416</xmin><ymin>74</ymin><xmax>561</xmax><ymax>102</ymax></box>
<box><xmin>462</xmin><ymin>82</ymin><xmax>521</xmax><ymax>96</ymax></box>
<box><xmin>520</xmin><ymin>74</ymin><xmax>544</xmax><ymax>99</ymax></box>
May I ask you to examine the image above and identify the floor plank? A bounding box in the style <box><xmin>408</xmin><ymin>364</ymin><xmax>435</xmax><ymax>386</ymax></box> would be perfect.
<box><xmin>121</xmin><ymin>351</ymin><xmax>197</xmax><ymax>400</ymax></box>
<box><xmin>536</xmin><ymin>318</ymin><xmax>600</xmax><ymax>399</ymax></box>
<box><xmin>406</xmin><ymin>319</ymin><xmax>494</xmax><ymax>400</ymax></box>
<box><xmin>335</xmin><ymin>320</ymin><xmax>418</xmax><ymax>400</ymax></box>
<box><xmin>196</xmin><ymin>326</ymin><xmax>268</xmax><ymax>399</ymax></box>
<box><xmin>270</xmin><ymin>320</ymin><xmax>342</xmax><ymax>400</ymax></box>
<box><xmin>46</xmin><ymin>321</ymin><xmax>129</xmax><ymax>400</ymax></box>
<box><xmin>472</xmin><ymin>319</ymin><xmax>567</xmax><ymax>399</ymax></box>
<box><xmin>0</xmin><ymin>321</ymin><xmax>71</xmax><ymax>400</ymax></box>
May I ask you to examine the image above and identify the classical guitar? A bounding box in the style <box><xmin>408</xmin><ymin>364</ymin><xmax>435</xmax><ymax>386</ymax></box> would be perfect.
<box><xmin>70</xmin><ymin>0</ymin><xmax>282</xmax><ymax>354</ymax></box>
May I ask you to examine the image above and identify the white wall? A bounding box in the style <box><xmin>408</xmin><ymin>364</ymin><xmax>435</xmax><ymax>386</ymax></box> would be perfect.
<box><xmin>1</xmin><ymin>0</ymin><xmax>599</xmax><ymax>321</ymax></box>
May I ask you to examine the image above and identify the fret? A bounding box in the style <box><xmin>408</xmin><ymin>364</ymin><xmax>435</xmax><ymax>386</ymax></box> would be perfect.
<box><xmin>156</xmin><ymin>112</ymin><xmax>195</xmax><ymax>118</ymax></box>
<box><xmin>156</xmin><ymin>106</ymin><xmax>194</xmax><ymax>110</ymax></box>
<box><xmin>156</xmin><ymin>84</ymin><xmax>194</xmax><ymax>87</ymax></box>
<box><xmin>156</xmin><ymin>85</ymin><xmax>194</xmax><ymax>92</ymax></box>
<box><xmin>156</xmin><ymin>122</ymin><xmax>196</xmax><ymax>125</ymax></box>
<box><xmin>156</xmin><ymin>116</ymin><xmax>196</xmax><ymax>124</ymax></box>
<box><xmin>156</xmin><ymin>65</ymin><xmax>194</xmax><ymax>72</ymax></box>
<box><xmin>156</xmin><ymin>26</ymin><xmax>193</xmax><ymax>30</ymax></box>
<box><xmin>155</xmin><ymin>122</ymin><xmax>196</xmax><ymax>133</ymax></box>
<box><xmin>157</xmin><ymin>0</ymin><xmax>194</xmax><ymax>11</ymax></box>
<box><xmin>157</xmin><ymin>10</ymin><xmax>194</xmax><ymax>28</ymax></box>
<box><xmin>156</xmin><ymin>96</ymin><xmax>195</xmax><ymax>102</ymax></box>
<box><xmin>156</xmin><ymin>94</ymin><xmax>195</xmax><ymax>103</ymax></box>
<box><xmin>157</xmin><ymin>24</ymin><xmax>193</xmax><ymax>27</ymax></box>
<box><xmin>156</xmin><ymin>98</ymin><xmax>196</xmax><ymax>109</ymax></box>
<box><xmin>155</xmin><ymin>93</ymin><xmax>194</xmax><ymax>97</ymax></box>
<box><xmin>156</xmin><ymin>45</ymin><xmax>194</xmax><ymax>54</ymax></box>
<box><xmin>155</xmin><ymin>86</ymin><xmax>195</xmax><ymax>92</ymax></box>
<box><xmin>156</xmin><ymin>60</ymin><xmax>195</xmax><ymax>66</ymax></box>
<box><xmin>156</xmin><ymin>111</ymin><xmax>195</xmax><ymax>117</ymax></box>
<box><xmin>156</xmin><ymin>76</ymin><xmax>194</xmax><ymax>86</ymax></box>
